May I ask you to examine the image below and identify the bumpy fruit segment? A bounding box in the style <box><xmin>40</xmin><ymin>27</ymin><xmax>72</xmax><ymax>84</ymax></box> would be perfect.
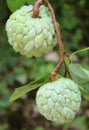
<box><xmin>36</xmin><ymin>78</ymin><xmax>81</xmax><ymax>124</ymax></box>
<box><xmin>6</xmin><ymin>5</ymin><xmax>57</xmax><ymax>57</ymax></box>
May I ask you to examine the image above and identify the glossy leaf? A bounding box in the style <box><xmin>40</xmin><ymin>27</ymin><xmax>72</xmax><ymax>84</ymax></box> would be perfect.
<box><xmin>6</xmin><ymin>0</ymin><xmax>36</xmax><ymax>12</ymax></box>
<box><xmin>25</xmin><ymin>0</ymin><xmax>35</xmax><ymax>5</ymax></box>
<box><xmin>10</xmin><ymin>73</ymin><xmax>50</xmax><ymax>102</ymax></box>
<box><xmin>69</xmin><ymin>63</ymin><xmax>89</xmax><ymax>101</ymax></box>
<box><xmin>83</xmin><ymin>82</ymin><xmax>89</xmax><ymax>92</ymax></box>
<box><xmin>69</xmin><ymin>63</ymin><xmax>89</xmax><ymax>84</ymax></box>
<box><xmin>79</xmin><ymin>85</ymin><xmax>89</xmax><ymax>101</ymax></box>
<box><xmin>10</xmin><ymin>83</ymin><xmax>43</xmax><ymax>102</ymax></box>
<box><xmin>70</xmin><ymin>47</ymin><xmax>89</xmax><ymax>61</ymax></box>
<box><xmin>6</xmin><ymin>0</ymin><xmax>25</xmax><ymax>12</ymax></box>
<box><xmin>30</xmin><ymin>73</ymin><xmax>50</xmax><ymax>84</ymax></box>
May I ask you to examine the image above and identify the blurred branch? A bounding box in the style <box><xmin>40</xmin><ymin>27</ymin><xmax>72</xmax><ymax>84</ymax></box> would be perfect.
<box><xmin>33</xmin><ymin>0</ymin><xmax>66</xmax><ymax>81</ymax></box>
<box><xmin>44</xmin><ymin>0</ymin><xmax>65</xmax><ymax>81</ymax></box>
<box><xmin>33</xmin><ymin>0</ymin><xmax>43</xmax><ymax>18</ymax></box>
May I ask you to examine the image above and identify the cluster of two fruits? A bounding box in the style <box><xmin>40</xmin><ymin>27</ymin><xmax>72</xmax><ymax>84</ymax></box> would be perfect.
<box><xmin>6</xmin><ymin>5</ymin><xmax>81</xmax><ymax>124</ymax></box>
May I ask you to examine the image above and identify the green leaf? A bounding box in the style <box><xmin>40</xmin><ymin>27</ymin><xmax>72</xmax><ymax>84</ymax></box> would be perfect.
<box><xmin>6</xmin><ymin>0</ymin><xmax>35</xmax><ymax>12</ymax></box>
<box><xmin>25</xmin><ymin>0</ymin><xmax>35</xmax><ymax>5</ymax></box>
<box><xmin>69</xmin><ymin>63</ymin><xmax>89</xmax><ymax>101</ymax></box>
<box><xmin>69</xmin><ymin>63</ymin><xmax>89</xmax><ymax>84</ymax></box>
<box><xmin>6</xmin><ymin>0</ymin><xmax>25</xmax><ymax>12</ymax></box>
<box><xmin>71</xmin><ymin>115</ymin><xmax>87</xmax><ymax>130</ymax></box>
<box><xmin>10</xmin><ymin>83</ymin><xmax>43</xmax><ymax>102</ymax></box>
<box><xmin>30</xmin><ymin>73</ymin><xmax>50</xmax><ymax>84</ymax></box>
<box><xmin>79</xmin><ymin>85</ymin><xmax>89</xmax><ymax>101</ymax></box>
<box><xmin>83</xmin><ymin>82</ymin><xmax>89</xmax><ymax>92</ymax></box>
<box><xmin>10</xmin><ymin>73</ymin><xmax>50</xmax><ymax>102</ymax></box>
<box><xmin>70</xmin><ymin>47</ymin><xmax>89</xmax><ymax>60</ymax></box>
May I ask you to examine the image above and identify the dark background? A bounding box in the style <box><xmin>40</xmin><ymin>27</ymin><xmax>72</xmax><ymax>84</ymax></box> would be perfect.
<box><xmin>0</xmin><ymin>0</ymin><xmax>89</xmax><ymax>130</ymax></box>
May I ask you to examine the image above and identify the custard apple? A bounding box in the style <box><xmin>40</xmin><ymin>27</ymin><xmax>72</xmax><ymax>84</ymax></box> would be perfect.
<box><xmin>6</xmin><ymin>5</ymin><xmax>57</xmax><ymax>57</ymax></box>
<box><xmin>36</xmin><ymin>77</ymin><xmax>81</xmax><ymax>124</ymax></box>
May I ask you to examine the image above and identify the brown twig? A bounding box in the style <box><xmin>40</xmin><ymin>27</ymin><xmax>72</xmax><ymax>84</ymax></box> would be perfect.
<box><xmin>33</xmin><ymin>0</ymin><xmax>43</xmax><ymax>18</ymax></box>
<box><xmin>33</xmin><ymin>0</ymin><xmax>65</xmax><ymax>81</ymax></box>
<box><xmin>44</xmin><ymin>0</ymin><xmax>65</xmax><ymax>81</ymax></box>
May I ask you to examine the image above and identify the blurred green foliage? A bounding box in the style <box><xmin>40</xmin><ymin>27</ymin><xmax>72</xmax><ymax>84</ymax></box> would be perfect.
<box><xmin>0</xmin><ymin>0</ymin><xmax>89</xmax><ymax>130</ymax></box>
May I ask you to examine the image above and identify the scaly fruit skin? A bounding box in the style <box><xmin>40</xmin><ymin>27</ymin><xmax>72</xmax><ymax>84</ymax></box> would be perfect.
<box><xmin>6</xmin><ymin>5</ymin><xmax>57</xmax><ymax>57</ymax></box>
<box><xmin>36</xmin><ymin>78</ymin><xmax>81</xmax><ymax>124</ymax></box>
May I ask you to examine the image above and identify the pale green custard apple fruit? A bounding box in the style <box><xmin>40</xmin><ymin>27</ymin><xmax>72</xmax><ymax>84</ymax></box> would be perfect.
<box><xmin>6</xmin><ymin>5</ymin><xmax>57</xmax><ymax>57</ymax></box>
<box><xmin>36</xmin><ymin>77</ymin><xmax>81</xmax><ymax>124</ymax></box>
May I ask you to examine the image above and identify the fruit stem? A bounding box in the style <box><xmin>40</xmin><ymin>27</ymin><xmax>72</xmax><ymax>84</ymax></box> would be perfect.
<box><xmin>33</xmin><ymin>0</ymin><xmax>66</xmax><ymax>81</ymax></box>
<box><xmin>44</xmin><ymin>0</ymin><xmax>65</xmax><ymax>81</ymax></box>
<box><xmin>33</xmin><ymin>0</ymin><xmax>43</xmax><ymax>18</ymax></box>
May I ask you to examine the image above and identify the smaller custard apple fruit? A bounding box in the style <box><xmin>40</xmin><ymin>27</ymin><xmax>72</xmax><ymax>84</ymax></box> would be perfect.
<box><xmin>36</xmin><ymin>77</ymin><xmax>81</xmax><ymax>124</ymax></box>
<box><xmin>6</xmin><ymin>5</ymin><xmax>57</xmax><ymax>57</ymax></box>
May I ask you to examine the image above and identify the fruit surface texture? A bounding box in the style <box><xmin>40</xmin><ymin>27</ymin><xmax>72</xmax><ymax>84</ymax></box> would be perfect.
<box><xmin>36</xmin><ymin>78</ymin><xmax>81</xmax><ymax>124</ymax></box>
<box><xmin>6</xmin><ymin>5</ymin><xmax>57</xmax><ymax>57</ymax></box>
